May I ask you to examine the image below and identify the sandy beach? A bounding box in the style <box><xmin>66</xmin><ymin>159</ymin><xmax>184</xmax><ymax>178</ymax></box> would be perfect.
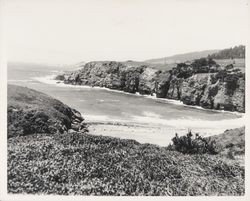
<box><xmin>85</xmin><ymin>115</ymin><xmax>244</xmax><ymax>146</ymax></box>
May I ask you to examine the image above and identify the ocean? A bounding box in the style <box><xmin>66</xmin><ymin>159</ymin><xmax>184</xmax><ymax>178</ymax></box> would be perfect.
<box><xmin>7</xmin><ymin>62</ymin><xmax>245</xmax><ymax>146</ymax></box>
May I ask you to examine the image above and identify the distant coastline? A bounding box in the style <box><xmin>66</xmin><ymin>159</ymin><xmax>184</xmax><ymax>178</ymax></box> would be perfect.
<box><xmin>33</xmin><ymin>74</ymin><xmax>244</xmax><ymax>117</ymax></box>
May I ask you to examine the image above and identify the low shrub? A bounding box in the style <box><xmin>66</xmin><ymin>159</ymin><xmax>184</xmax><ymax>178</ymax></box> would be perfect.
<box><xmin>168</xmin><ymin>130</ymin><xmax>220</xmax><ymax>154</ymax></box>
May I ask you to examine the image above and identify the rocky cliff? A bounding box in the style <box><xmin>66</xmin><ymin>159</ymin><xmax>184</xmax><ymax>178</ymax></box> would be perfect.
<box><xmin>55</xmin><ymin>59</ymin><xmax>245</xmax><ymax>112</ymax></box>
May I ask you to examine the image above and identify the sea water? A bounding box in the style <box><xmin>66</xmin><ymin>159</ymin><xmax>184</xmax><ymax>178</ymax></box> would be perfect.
<box><xmin>7</xmin><ymin>62</ymin><xmax>245</xmax><ymax>145</ymax></box>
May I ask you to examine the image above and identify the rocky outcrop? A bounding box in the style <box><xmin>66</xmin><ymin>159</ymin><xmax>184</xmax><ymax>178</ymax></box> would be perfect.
<box><xmin>55</xmin><ymin>60</ymin><xmax>245</xmax><ymax>112</ymax></box>
<box><xmin>8</xmin><ymin>85</ymin><xmax>88</xmax><ymax>138</ymax></box>
<box><xmin>138</xmin><ymin>67</ymin><xmax>158</xmax><ymax>95</ymax></box>
<box><xmin>211</xmin><ymin>78</ymin><xmax>245</xmax><ymax>112</ymax></box>
<box><xmin>180</xmin><ymin>74</ymin><xmax>219</xmax><ymax>106</ymax></box>
<box><xmin>166</xmin><ymin>77</ymin><xmax>183</xmax><ymax>100</ymax></box>
<box><xmin>170</xmin><ymin>73</ymin><xmax>245</xmax><ymax>112</ymax></box>
<box><xmin>155</xmin><ymin>71</ymin><xmax>172</xmax><ymax>98</ymax></box>
<box><xmin>56</xmin><ymin>61</ymin><xmax>159</xmax><ymax>94</ymax></box>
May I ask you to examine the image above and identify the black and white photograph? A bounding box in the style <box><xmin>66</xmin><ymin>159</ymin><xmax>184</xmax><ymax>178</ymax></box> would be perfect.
<box><xmin>0</xmin><ymin>0</ymin><xmax>249</xmax><ymax>199</ymax></box>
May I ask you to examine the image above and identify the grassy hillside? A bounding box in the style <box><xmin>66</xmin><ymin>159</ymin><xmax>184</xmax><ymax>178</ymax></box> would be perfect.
<box><xmin>145</xmin><ymin>49</ymin><xmax>219</xmax><ymax>65</ymax></box>
<box><xmin>145</xmin><ymin>46</ymin><xmax>245</xmax><ymax>72</ymax></box>
<box><xmin>8</xmin><ymin>84</ymin><xmax>88</xmax><ymax>138</ymax></box>
<box><xmin>215</xmin><ymin>58</ymin><xmax>245</xmax><ymax>72</ymax></box>
<box><xmin>209</xmin><ymin>127</ymin><xmax>245</xmax><ymax>162</ymax></box>
<box><xmin>7</xmin><ymin>85</ymin><xmax>245</xmax><ymax>196</ymax></box>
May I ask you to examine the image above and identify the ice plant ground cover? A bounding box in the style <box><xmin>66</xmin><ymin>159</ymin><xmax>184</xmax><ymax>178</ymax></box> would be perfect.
<box><xmin>8</xmin><ymin>132</ymin><xmax>244</xmax><ymax>196</ymax></box>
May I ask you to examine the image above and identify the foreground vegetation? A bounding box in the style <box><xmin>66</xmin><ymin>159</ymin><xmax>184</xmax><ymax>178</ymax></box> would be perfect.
<box><xmin>8</xmin><ymin>132</ymin><xmax>244</xmax><ymax>196</ymax></box>
<box><xmin>168</xmin><ymin>131</ymin><xmax>219</xmax><ymax>155</ymax></box>
<box><xmin>210</xmin><ymin>127</ymin><xmax>245</xmax><ymax>161</ymax></box>
<box><xmin>167</xmin><ymin>128</ymin><xmax>245</xmax><ymax>166</ymax></box>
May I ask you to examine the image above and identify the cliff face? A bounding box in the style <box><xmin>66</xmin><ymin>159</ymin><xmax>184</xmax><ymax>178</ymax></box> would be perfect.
<box><xmin>181</xmin><ymin>74</ymin><xmax>211</xmax><ymax>105</ymax></box>
<box><xmin>58</xmin><ymin>61</ymin><xmax>159</xmax><ymax>94</ymax></box>
<box><xmin>179</xmin><ymin>74</ymin><xmax>245</xmax><ymax>112</ymax></box>
<box><xmin>56</xmin><ymin>60</ymin><xmax>245</xmax><ymax>112</ymax></box>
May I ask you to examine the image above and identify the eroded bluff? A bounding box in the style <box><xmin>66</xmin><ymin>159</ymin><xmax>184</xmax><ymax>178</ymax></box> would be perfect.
<box><xmin>56</xmin><ymin>61</ymin><xmax>245</xmax><ymax>112</ymax></box>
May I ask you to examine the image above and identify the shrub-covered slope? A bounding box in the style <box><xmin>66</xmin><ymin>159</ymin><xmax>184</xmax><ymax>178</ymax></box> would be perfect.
<box><xmin>145</xmin><ymin>49</ymin><xmax>219</xmax><ymax>64</ymax></box>
<box><xmin>8</xmin><ymin>132</ymin><xmax>244</xmax><ymax>196</ymax></box>
<box><xmin>167</xmin><ymin>127</ymin><xmax>245</xmax><ymax>164</ymax></box>
<box><xmin>8</xmin><ymin>85</ymin><xmax>88</xmax><ymax>138</ymax></box>
<box><xmin>209</xmin><ymin>127</ymin><xmax>245</xmax><ymax>160</ymax></box>
<box><xmin>208</xmin><ymin>45</ymin><xmax>245</xmax><ymax>59</ymax></box>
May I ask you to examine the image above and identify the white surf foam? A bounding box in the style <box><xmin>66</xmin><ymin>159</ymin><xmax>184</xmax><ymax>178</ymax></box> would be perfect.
<box><xmin>50</xmin><ymin>70</ymin><xmax>60</xmax><ymax>73</ymax></box>
<box><xmin>132</xmin><ymin>115</ymin><xmax>244</xmax><ymax>129</ymax></box>
<box><xmin>8</xmin><ymin>79</ymin><xmax>34</xmax><ymax>82</ymax></box>
<box><xmin>84</xmin><ymin>114</ymin><xmax>126</xmax><ymax>123</ymax></box>
<box><xmin>84</xmin><ymin>112</ymin><xmax>244</xmax><ymax>130</ymax></box>
<box><xmin>142</xmin><ymin>111</ymin><xmax>162</xmax><ymax>118</ymax></box>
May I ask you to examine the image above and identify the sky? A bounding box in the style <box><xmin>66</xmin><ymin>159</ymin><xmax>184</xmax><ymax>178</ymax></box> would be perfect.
<box><xmin>3</xmin><ymin>0</ymin><xmax>249</xmax><ymax>65</ymax></box>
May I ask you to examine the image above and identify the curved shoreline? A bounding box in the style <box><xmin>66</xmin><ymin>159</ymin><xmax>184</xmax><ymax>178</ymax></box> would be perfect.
<box><xmin>33</xmin><ymin>74</ymin><xmax>244</xmax><ymax>117</ymax></box>
<box><xmin>84</xmin><ymin>114</ymin><xmax>244</xmax><ymax>146</ymax></box>
<box><xmin>11</xmin><ymin>75</ymin><xmax>245</xmax><ymax>145</ymax></box>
